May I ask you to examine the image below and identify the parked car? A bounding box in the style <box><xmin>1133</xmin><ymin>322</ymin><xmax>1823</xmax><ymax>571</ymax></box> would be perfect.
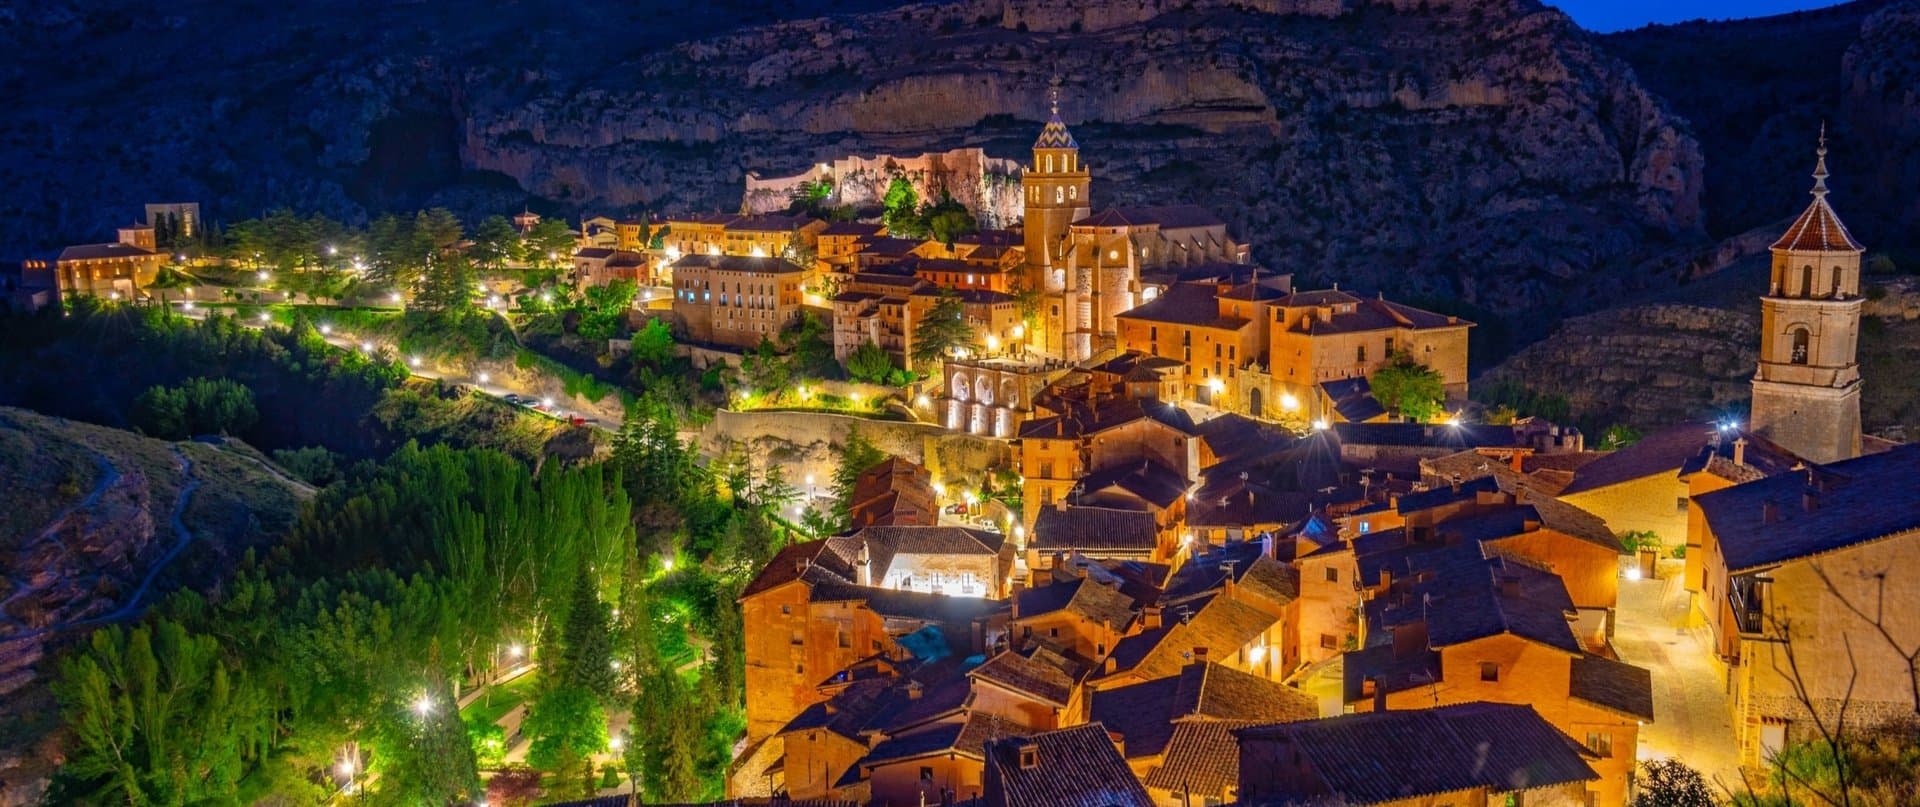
<box><xmin>500</xmin><ymin>393</ymin><xmax>528</xmax><ymax>405</ymax></box>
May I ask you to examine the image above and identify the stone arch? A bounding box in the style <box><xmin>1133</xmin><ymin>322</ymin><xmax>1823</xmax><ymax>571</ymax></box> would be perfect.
<box><xmin>951</xmin><ymin>372</ymin><xmax>970</xmax><ymax>402</ymax></box>
<box><xmin>1801</xmin><ymin>265</ymin><xmax>1814</xmax><ymax>297</ymax></box>
<box><xmin>1790</xmin><ymin>326</ymin><xmax>1811</xmax><ymax>365</ymax></box>
<box><xmin>1248</xmin><ymin>387</ymin><xmax>1264</xmax><ymax>419</ymax></box>
<box><xmin>976</xmin><ymin>376</ymin><xmax>994</xmax><ymax>406</ymax></box>
<box><xmin>1002</xmin><ymin>379</ymin><xmax>1020</xmax><ymax>409</ymax></box>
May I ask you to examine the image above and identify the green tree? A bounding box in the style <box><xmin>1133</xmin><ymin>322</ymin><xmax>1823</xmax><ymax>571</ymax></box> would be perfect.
<box><xmin>413</xmin><ymin>208</ymin><xmax>465</xmax><ymax>257</ymax></box>
<box><xmin>526</xmin><ymin>219</ymin><xmax>576</xmax><ymax>270</ymax></box>
<box><xmin>472</xmin><ymin>215</ymin><xmax>523</xmax><ymax>271</ymax></box>
<box><xmin>551</xmin><ymin>561</ymin><xmax>617</xmax><ymax>698</ymax></box>
<box><xmin>910</xmin><ymin>290</ymin><xmax>978</xmax><ymax>368</ymax></box>
<box><xmin>882</xmin><ymin>175</ymin><xmax>924</xmax><ymax>238</ymax></box>
<box><xmin>375</xmin><ymin>674</ymin><xmax>480</xmax><ymax>806</ymax></box>
<box><xmin>627</xmin><ymin>667</ymin><xmax>704</xmax><ymax>801</ymax></box>
<box><xmin>1600</xmin><ymin>423</ymin><xmax>1643</xmax><ymax>451</ymax></box>
<box><xmin>365</xmin><ymin>213</ymin><xmax>420</xmax><ymax>290</ymax></box>
<box><xmin>1370</xmin><ymin>352</ymin><xmax>1446</xmax><ymax>423</ymax></box>
<box><xmin>778</xmin><ymin>312</ymin><xmax>837</xmax><ymax>380</ymax></box>
<box><xmin>1632</xmin><ymin>759</ymin><xmax>1717</xmax><ymax>807</ymax></box>
<box><xmin>132</xmin><ymin>377</ymin><xmax>258</xmax><ymax>439</ymax></box>
<box><xmin>576</xmin><ymin>279</ymin><xmax>638</xmax><ymax>341</ymax></box>
<box><xmin>844</xmin><ymin>340</ymin><xmax>895</xmax><ymax>384</ymax></box>
<box><xmin>924</xmin><ymin>193</ymin><xmax>978</xmax><ymax>245</ymax></box>
<box><xmin>414</xmin><ymin>253</ymin><xmax>476</xmax><ymax>317</ymax></box>
<box><xmin>523</xmin><ymin>685</ymin><xmax>608</xmax><ymax>776</ymax></box>
<box><xmin>631</xmin><ymin>319</ymin><xmax>676</xmax><ymax>367</ymax></box>
<box><xmin>52</xmin><ymin>621</ymin><xmax>267</xmax><ymax>804</ymax></box>
<box><xmin>828</xmin><ymin>428</ymin><xmax>888</xmax><ymax>531</ymax></box>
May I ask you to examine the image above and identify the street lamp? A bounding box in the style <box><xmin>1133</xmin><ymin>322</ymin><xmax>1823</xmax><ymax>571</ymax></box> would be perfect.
<box><xmin>409</xmin><ymin>356</ymin><xmax>422</xmax><ymax>368</ymax></box>
<box><xmin>1312</xmin><ymin>419</ymin><xmax>1330</xmax><ymax>431</ymax></box>
<box><xmin>257</xmin><ymin>271</ymin><xmax>270</xmax><ymax>282</ymax></box>
<box><xmin>662</xmin><ymin>557</ymin><xmax>675</xmax><ymax>572</ymax></box>
<box><xmin>477</xmin><ymin>372</ymin><xmax>491</xmax><ymax>384</ymax></box>
<box><xmin>508</xmin><ymin>643</ymin><xmax>524</xmax><ymax>658</ymax></box>
<box><xmin>610</xmin><ymin>735</ymin><xmax>625</xmax><ymax>752</ymax></box>
<box><xmin>390</xmin><ymin>292</ymin><xmax>403</xmax><ymax>304</ymax></box>
<box><xmin>320</xmin><ymin>324</ymin><xmax>332</xmax><ymax>335</ymax></box>
<box><xmin>360</xmin><ymin>341</ymin><xmax>374</xmax><ymax>354</ymax></box>
<box><xmin>540</xmin><ymin>397</ymin><xmax>553</xmax><ymax>408</ymax></box>
<box><xmin>915</xmin><ymin>394</ymin><xmax>931</xmax><ymax>408</ymax></box>
<box><xmin>413</xmin><ymin>695</ymin><xmax>434</xmax><ymax>718</ymax></box>
<box><xmin>258</xmin><ymin>312</ymin><xmax>271</xmax><ymax>323</ymax></box>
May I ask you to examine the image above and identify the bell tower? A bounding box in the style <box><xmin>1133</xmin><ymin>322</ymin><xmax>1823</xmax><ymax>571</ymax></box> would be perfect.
<box><xmin>1750</xmin><ymin>128</ymin><xmax>1864</xmax><ymax>464</ymax></box>
<box><xmin>1022</xmin><ymin>82</ymin><xmax>1091</xmax><ymax>358</ymax></box>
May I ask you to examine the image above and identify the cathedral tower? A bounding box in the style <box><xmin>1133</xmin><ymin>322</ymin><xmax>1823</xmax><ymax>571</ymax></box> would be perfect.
<box><xmin>1750</xmin><ymin>130</ymin><xmax>1864</xmax><ymax>464</ymax></box>
<box><xmin>1021</xmin><ymin>86</ymin><xmax>1091</xmax><ymax>357</ymax></box>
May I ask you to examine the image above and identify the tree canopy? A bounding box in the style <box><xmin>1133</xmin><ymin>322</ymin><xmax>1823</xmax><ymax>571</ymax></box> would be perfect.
<box><xmin>1370</xmin><ymin>352</ymin><xmax>1446</xmax><ymax>423</ymax></box>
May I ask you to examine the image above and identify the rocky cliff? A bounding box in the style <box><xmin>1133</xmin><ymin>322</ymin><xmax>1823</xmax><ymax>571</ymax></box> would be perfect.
<box><xmin>1603</xmin><ymin>0</ymin><xmax>1920</xmax><ymax>254</ymax></box>
<box><xmin>0</xmin><ymin>407</ymin><xmax>308</xmax><ymax>804</ymax></box>
<box><xmin>1480</xmin><ymin>260</ymin><xmax>1920</xmax><ymax>439</ymax></box>
<box><xmin>5</xmin><ymin>0</ymin><xmax>1708</xmax><ymax>329</ymax></box>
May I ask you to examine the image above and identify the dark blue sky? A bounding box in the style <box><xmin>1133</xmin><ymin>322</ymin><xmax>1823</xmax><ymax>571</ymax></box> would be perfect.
<box><xmin>1552</xmin><ymin>0</ymin><xmax>1848</xmax><ymax>32</ymax></box>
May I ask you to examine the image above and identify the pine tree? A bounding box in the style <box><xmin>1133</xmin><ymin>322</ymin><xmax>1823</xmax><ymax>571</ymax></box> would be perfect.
<box><xmin>552</xmin><ymin>561</ymin><xmax>616</xmax><ymax>698</ymax></box>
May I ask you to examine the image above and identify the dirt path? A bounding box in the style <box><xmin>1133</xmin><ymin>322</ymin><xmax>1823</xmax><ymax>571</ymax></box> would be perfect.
<box><xmin>6</xmin><ymin>446</ymin><xmax>202</xmax><ymax>639</ymax></box>
<box><xmin>0</xmin><ymin>452</ymin><xmax>119</xmax><ymax>628</ymax></box>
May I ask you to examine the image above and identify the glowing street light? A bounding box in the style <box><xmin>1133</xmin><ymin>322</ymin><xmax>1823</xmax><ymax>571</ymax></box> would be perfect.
<box><xmin>662</xmin><ymin>557</ymin><xmax>675</xmax><ymax>572</ymax></box>
<box><xmin>360</xmin><ymin>341</ymin><xmax>374</xmax><ymax>354</ymax></box>
<box><xmin>610</xmin><ymin>735</ymin><xmax>626</xmax><ymax>752</ymax></box>
<box><xmin>413</xmin><ymin>695</ymin><xmax>434</xmax><ymax>717</ymax></box>
<box><xmin>540</xmin><ymin>397</ymin><xmax>554</xmax><ymax>408</ymax></box>
<box><xmin>963</xmin><ymin>490</ymin><xmax>978</xmax><ymax>505</ymax></box>
<box><xmin>915</xmin><ymin>395</ymin><xmax>931</xmax><ymax>408</ymax></box>
<box><xmin>932</xmin><ymin>482</ymin><xmax>946</xmax><ymax>497</ymax></box>
<box><xmin>1206</xmin><ymin>377</ymin><xmax>1225</xmax><ymax>394</ymax></box>
<box><xmin>477</xmin><ymin>372</ymin><xmax>491</xmax><ymax>383</ymax></box>
<box><xmin>508</xmin><ymin>643</ymin><xmax>525</xmax><ymax>658</ymax></box>
<box><xmin>540</xmin><ymin>292</ymin><xmax>553</xmax><ymax>304</ymax></box>
<box><xmin>409</xmin><ymin>356</ymin><xmax>422</xmax><ymax>368</ymax></box>
<box><xmin>1279</xmin><ymin>392</ymin><xmax>1300</xmax><ymax>411</ymax></box>
<box><xmin>390</xmin><ymin>292</ymin><xmax>403</xmax><ymax>304</ymax></box>
<box><xmin>327</xmin><ymin>244</ymin><xmax>338</xmax><ymax>256</ymax></box>
<box><xmin>257</xmin><ymin>271</ymin><xmax>270</xmax><ymax>282</ymax></box>
<box><xmin>182</xmin><ymin>301</ymin><xmax>196</xmax><ymax>311</ymax></box>
<box><xmin>986</xmin><ymin>335</ymin><xmax>1000</xmax><ymax>352</ymax></box>
<box><xmin>610</xmin><ymin>660</ymin><xmax>623</xmax><ymax>671</ymax></box>
<box><xmin>109</xmin><ymin>291</ymin><xmax>121</xmax><ymax>300</ymax></box>
<box><xmin>1011</xmin><ymin>324</ymin><xmax>1025</xmax><ymax>339</ymax></box>
<box><xmin>1446</xmin><ymin>414</ymin><xmax>1462</xmax><ymax>427</ymax></box>
<box><xmin>258</xmin><ymin>312</ymin><xmax>271</xmax><ymax>323</ymax></box>
<box><xmin>1312</xmin><ymin>419</ymin><xmax>1330</xmax><ymax>431</ymax></box>
<box><xmin>319</xmin><ymin>324</ymin><xmax>332</xmax><ymax>335</ymax></box>
<box><xmin>336</xmin><ymin>758</ymin><xmax>355</xmax><ymax>781</ymax></box>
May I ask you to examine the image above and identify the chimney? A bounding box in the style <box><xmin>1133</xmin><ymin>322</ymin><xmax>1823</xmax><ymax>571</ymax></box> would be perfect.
<box><xmin>1017</xmin><ymin>742</ymin><xmax>1040</xmax><ymax>770</ymax></box>
<box><xmin>1762</xmin><ymin>501</ymin><xmax>1780</xmax><ymax>525</ymax></box>
<box><xmin>1390</xmin><ymin>620</ymin><xmax>1429</xmax><ymax>660</ymax></box>
<box><xmin>1143</xmin><ymin>605</ymin><xmax>1163</xmax><ymax>629</ymax></box>
<box><xmin>1108</xmin><ymin>729</ymin><xmax>1126</xmax><ymax>759</ymax></box>
<box><xmin>1104</xmin><ymin>655</ymin><xmax>1118</xmax><ymax>675</ymax></box>
<box><xmin>907</xmin><ymin>681</ymin><xmax>923</xmax><ymax>701</ymax></box>
<box><xmin>1192</xmin><ymin>646</ymin><xmax>1209</xmax><ymax>664</ymax></box>
<box><xmin>797</xmin><ymin>557</ymin><xmax>812</xmax><ymax>575</ymax></box>
<box><xmin>1260</xmin><ymin>532</ymin><xmax>1276</xmax><ymax>560</ymax></box>
<box><xmin>1733</xmin><ymin>437</ymin><xmax>1749</xmax><ymax>467</ymax></box>
<box><xmin>856</xmin><ymin>538</ymin><xmax>873</xmax><ymax>587</ymax></box>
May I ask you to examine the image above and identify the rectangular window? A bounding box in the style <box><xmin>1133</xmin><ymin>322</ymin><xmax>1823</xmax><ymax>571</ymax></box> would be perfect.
<box><xmin>1320</xmin><ymin>634</ymin><xmax>1338</xmax><ymax>650</ymax></box>
<box><xmin>1676</xmin><ymin>497</ymin><xmax>1689</xmax><ymax>512</ymax></box>
<box><xmin>791</xmin><ymin>630</ymin><xmax>804</xmax><ymax>646</ymax></box>
<box><xmin>1356</xmin><ymin>345</ymin><xmax>1367</xmax><ymax>363</ymax></box>
<box><xmin>1325</xmin><ymin>567</ymin><xmax>1339</xmax><ymax>583</ymax></box>
<box><xmin>781</xmin><ymin>604</ymin><xmax>792</xmax><ymax>615</ymax></box>
<box><xmin>1480</xmin><ymin>662</ymin><xmax>1499</xmax><ymax>682</ymax></box>
<box><xmin>1048</xmin><ymin>627</ymin><xmax>1060</xmax><ymax>638</ymax></box>
<box><xmin>920</xmin><ymin>766</ymin><xmax>934</xmax><ymax>781</ymax></box>
<box><xmin>1586</xmin><ymin>731</ymin><xmax>1613</xmax><ymax>758</ymax></box>
<box><xmin>837</xmin><ymin>632</ymin><xmax>850</xmax><ymax>648</ymax></box>
<box><xmin>1385</xmin><ymin>337</ymin><xmax>1395</xmax><ymax>354</ymax></box>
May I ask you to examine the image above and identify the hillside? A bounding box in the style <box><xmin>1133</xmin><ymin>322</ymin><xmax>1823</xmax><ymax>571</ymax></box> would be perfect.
<box><xmin>1603</xmin><ymin>1</ymin><xmax>1920</xmax><ymax>258</ymax></box>
<box><xmin>1479</xmin><ymin>264</ymin><xmax>1920</xmax><ymax>438</ymax></box>
<box><xmin>3</xmin><ymin>0</ymin><xmax>1707</xmax><ymax>332</ymax></box>
<box><xmin>0</xmin><ymin>407</ymin><xmax>310</xmax><ymax>802</ymax></box>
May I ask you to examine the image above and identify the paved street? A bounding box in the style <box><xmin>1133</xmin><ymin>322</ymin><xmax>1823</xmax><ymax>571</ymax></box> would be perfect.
<box><xmin>1613</xmin><ymin>561</ymin><xmax>1742</xmax><ymax>790</ymax></box>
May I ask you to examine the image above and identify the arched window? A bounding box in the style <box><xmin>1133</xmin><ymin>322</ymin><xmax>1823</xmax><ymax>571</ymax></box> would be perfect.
<box><xmin>1055</xmin><ymin>187</ymin><xmax>1064</xmax><ymax>204</ymax></box>
<box><xmin>1045</xmin><ymin>155</ymin><xmax>1054</xmax><ymax>173</ymax></box>
<box><xmin>1832</xmin><ymin>271</ymin><xmax>1843</xmax><ymax>298</ymax></box>
<box><xmin>1069</xmin><ymin>186</ymin><xmax>1077</xmax><ymax>200</ymax></box>
<box><xmin>1801</xmin><ymin>265</ymin><xmax>1814</xmax><ymax>297</ymax></box>
<box><xmin>1791</xmin><ymin>328</ymin><xmax>1810</xmax><ymax>365</ymax></box>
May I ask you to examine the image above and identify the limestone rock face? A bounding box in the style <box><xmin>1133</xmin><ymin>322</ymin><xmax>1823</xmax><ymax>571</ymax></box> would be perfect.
<box><xmin>5</xmin><ymin>0</ymin><xmax>1705</xmax><ymax>326</ymax></box>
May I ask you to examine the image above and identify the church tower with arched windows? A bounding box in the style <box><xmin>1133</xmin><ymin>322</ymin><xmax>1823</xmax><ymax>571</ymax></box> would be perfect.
<box><xmin>1750</xmin><ymin>130</ymin><xmax>1863</xmax><ymax>463</ymax></box>
<box><xmin>1021</xmin><ymin>87</ymin><xmax>1091</xmax><ymax>357</ymax></box>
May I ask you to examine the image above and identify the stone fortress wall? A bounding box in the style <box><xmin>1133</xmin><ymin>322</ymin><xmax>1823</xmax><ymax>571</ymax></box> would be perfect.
<box><xmin>743</xmin><ymin>148</ymin><xmax>1024</xmax><ymax>228</ymax></box>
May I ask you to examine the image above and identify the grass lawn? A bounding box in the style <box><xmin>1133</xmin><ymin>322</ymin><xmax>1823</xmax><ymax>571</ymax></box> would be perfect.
<box><xmin>463</xmin><ymin>669</ymin><xmax>542</xmax><ymax>728</ymax></box>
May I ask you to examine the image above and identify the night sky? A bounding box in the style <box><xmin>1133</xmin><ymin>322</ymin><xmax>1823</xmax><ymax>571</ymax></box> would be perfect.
<box><xmin>1553</xmin><ymin>0</ymin><xmax>1850</xmax><ymax>32</ymax></box>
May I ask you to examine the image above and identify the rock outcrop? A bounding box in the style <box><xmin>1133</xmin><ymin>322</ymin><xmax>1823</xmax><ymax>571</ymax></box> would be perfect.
<box><xmin>0</xmin><ymin>407</ymin><xmax>307</xmax><ymax>804</ymax></box>
<box><xmin>5</xmin><ymin>0</ymin><xmax>1707</xmax><ymax>328</ymax></box>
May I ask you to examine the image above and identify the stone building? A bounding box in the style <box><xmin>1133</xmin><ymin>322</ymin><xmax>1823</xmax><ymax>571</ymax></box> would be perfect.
<box><xmin>1691</xmin><ymin>444</ymin><xmax>1920</xmax><ymax>767</ymax></box>
<box><xmin>1750</xmin><ymin>134</ymin><xmax>1865</xmax><ymax>465</ymax></box>
<box><xmin>738</xmin><ymin>538</ymin><xmax>1007</xmax><ymax>743</ymax></box>
<box><xmin>670</xmin><ymin>254</ymin><xmax>807</xmax><ymax>349</ymax></box>
<box><xmin>1090</xmin><ymin>661</ymin><xmax>1317</xmax><ymax>807</ymax></box>
<box><xmin>1014</xmin><ymin>396</ymin><xmax>1201</xmax><ymax>530</ymax></box>
<box><xmin>571</xmin><ymin>247</ymin><xmax>648</xmax><ymax>287</ymax></box>
<box><xmin>1019</xmin><ymin>94</ymin><xmax>1092</xmax><ymax>360</ymax></box>
<box><xmin>1339</xmin><ymin>535</ymin><xmax>1650</xmax><ymax>807</ymax></box>
<box><xmin>143</xmin><ymin>202</ymin><xmax>200</xmax><ymax>240</ymax></box>
<box><xmin>53</xmin><ymin>224</ymin><xmax>164</xmax><ymax>300</ymax></box>
<box><xmin>939</xmin><ymin>356</ymin><xmax>1064</xmax><ymax>438</ymax></box>
<box><xmin>848</xmin><ymin>456</ymin><xmax>938</xmax><ymax>529</ymax></box>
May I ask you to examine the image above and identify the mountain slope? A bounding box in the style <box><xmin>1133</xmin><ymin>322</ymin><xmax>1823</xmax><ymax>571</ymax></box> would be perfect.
<box><xmin>3</xmin><ymin>0</ymin><xmax>1702</xmax><ymax>331</ymax></box>
<box><xmin>0</xmin><ymin>407</ymin><xmax>309</xmax><ymax>803</ymax></box>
